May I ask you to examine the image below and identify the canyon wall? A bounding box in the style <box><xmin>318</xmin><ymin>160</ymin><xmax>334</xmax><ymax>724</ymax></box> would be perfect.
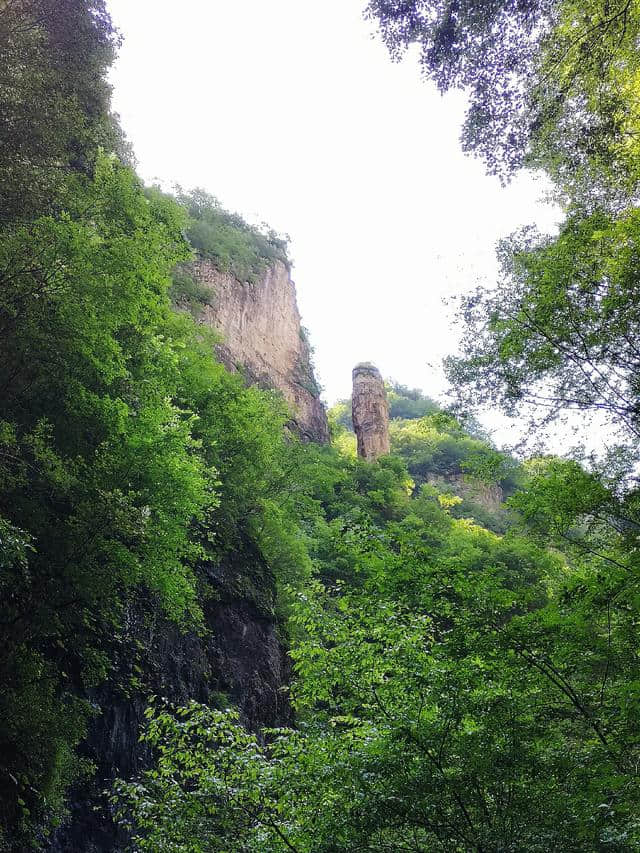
<box><xmin>193</xmin><ymin>259</ymin><xmax>329</xmax><ymax>443</ymax></box>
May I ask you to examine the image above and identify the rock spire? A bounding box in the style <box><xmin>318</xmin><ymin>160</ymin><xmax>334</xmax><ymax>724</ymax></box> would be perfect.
<box><xmin>352</xmin><ymin>362</ymin><xmax>390</xmax><ymax>460</ymax></box>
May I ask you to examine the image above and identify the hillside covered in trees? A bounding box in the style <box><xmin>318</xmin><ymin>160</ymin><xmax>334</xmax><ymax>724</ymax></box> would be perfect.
<box><xmin>2</xmin><ymin>1</ymin><xmax>640</xmax><ymax>851</ymax></box>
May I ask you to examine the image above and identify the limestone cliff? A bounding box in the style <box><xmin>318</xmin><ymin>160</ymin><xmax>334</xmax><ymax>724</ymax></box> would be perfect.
<box><xmin>193</xmin><ymin>259</ymin><xmax>329</xmax><ymax>443</ymax></box>
<box><xmin>352</xmin><ymin>363</ymin><xmax>391</xmax><ymax>460</ymax></box>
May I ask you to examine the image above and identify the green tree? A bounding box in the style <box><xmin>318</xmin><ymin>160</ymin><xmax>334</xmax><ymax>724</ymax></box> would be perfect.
<box><xmin>366</xmin><ymin>0</ymin><xmax>640</xmax><ymax>201</ymax></box>
<box><xmin>446</xmin><ymin>209</ymin><xmax>640</xmax><ymax>460</ymax></box>
<box><xmin>0</xmin><ymin>151</ymin><xmax>318</xmax><ymax>846</ymax></box>
<box><xmin>0</xmin><ymin>0</ymin><xmax>126</xmax><ymax>223</ymax></box>
<box><xmin>116</xmin><ymin>464</ymin><xmax>640</xmax><ymax>850</ymax></box>
<box><xmin>0</xmin><ymin>157</ymin><xmax>215</xmax><ymax>846</ymax></box>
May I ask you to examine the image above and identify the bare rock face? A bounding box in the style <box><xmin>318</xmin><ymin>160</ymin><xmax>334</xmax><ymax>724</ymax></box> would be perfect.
<box><xmin>193</xmin><ymin>259</ymin><xmax>329</xmax><ymax>443</ymax></box>
<box><xmin>352</xmin><ymin>363</ymin><xmax>390</xmax><ymax>460</ymax></box>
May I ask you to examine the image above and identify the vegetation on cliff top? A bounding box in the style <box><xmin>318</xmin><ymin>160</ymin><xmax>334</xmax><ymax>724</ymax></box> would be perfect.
<box><xmin>178</xmin><ymin>188</ymin><xmax>290</xmax><ymax>283</ymax></box>
<box><xmin>166</xmin><ymin>187</ymin><xmax>291</xmax><ymax>314</ymax></box>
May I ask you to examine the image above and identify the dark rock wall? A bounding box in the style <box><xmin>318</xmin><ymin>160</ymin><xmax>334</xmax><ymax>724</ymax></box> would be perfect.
<box><xmin>48</xmin><ymin>541</ymin><xmax>291</xmax><ymax>852</ymax></box>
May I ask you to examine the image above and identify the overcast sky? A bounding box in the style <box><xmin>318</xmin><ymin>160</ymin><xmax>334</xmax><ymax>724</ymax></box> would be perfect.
<box><xmin>107</xmin><ymin>0</ymin><xmax>560</xmax><ymax>418</ymax></box>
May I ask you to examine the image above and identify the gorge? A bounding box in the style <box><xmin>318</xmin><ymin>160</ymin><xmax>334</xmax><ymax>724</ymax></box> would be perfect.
<box><xmin>4</xmin><ymin>1</ymin><xmax>640</xmax><ymax>850</ymax></box>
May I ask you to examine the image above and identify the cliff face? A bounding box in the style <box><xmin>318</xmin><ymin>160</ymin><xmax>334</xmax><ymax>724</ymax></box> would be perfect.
<box><xmin>352</xmin><ymin>363</ymin><xmax>391</xmax><ymax>460</ymax></box>
<box><xmin>47</xmin><ymin>258</ymin><xmax>326</xmax><ymax>851</ymax></box>
<box><xmin>193</xmin><ymin>259</ymin><xmax>329</xmax><ymax>443</ymax></box>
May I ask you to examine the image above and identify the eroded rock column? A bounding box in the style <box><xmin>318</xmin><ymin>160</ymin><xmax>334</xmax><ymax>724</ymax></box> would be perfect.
<box><xmin>352</xmin><ymin>362</ymin><xmax>390</xmax><ymax>460</ymax></box>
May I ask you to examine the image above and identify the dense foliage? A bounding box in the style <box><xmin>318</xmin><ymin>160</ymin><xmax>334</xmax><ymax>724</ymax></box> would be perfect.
<box><xmin>0</xmin><ymin>152</ymin><xmax>308</xmax><ymax>847</ymax></box>
<box><xmin>114</xmin><ymin>383</ymin><xmax>639</xmax><ymax>851</ymax></box>
<box><xmin>366</xmin><ymin>0</ymin><xmax>640</xmax><ymax>201</ymax></box>
<box><xmin>447</xmin><ymin>207</ymin><xmax>640</xmax><ymax>460</ymax></box>
<box><xmin>177</xmin><ymin>188</ymin><xmax>290</xmax><ymax>283</ymax></box>
<box><xmin>0</xmin><ymin>0</ymin><xmax>127</xmax><ymax>223</ymax></box>
<box><xmin>116</xmin><ymin>439</ymin><xmax>640</xmax><ymax>850</ymax></box>
<box><xmin>3</xmin><ymin>0</ymin><xmax>640</xmax><ymax>850</ymax></box>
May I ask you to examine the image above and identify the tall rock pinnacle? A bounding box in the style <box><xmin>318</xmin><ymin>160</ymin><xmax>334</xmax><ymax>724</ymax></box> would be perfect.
<box><xmin>352</xmin><ymin>363</ymin><xmax>390</xmax><ymax>460</ymax></box>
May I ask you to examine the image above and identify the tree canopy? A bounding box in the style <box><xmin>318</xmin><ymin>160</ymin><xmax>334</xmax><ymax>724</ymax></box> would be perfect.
<box><xmin>116</xmin><ymin>440</ymin><xmax>640</xmax><ymax>850</ymax></box>
<box><xmin>0</xmin><ymin>0</ymin><xmax>128</xmax><ymax>223</ymax></box>
<box><xmin>446</xmin><ymin>209</ymin><xmax>640</xmax><ymax>455</ymax></box>
<box><xmin>366</xmin><ymin>0</ymin><xmax>640</xmax><ymax>203</ymax></box>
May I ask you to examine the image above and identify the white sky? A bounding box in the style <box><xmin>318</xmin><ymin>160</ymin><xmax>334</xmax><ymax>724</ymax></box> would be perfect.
<box><xmin>107</xmin><ymin>0</ymin><xmax>560</xmax><ymax>422</ymax></box>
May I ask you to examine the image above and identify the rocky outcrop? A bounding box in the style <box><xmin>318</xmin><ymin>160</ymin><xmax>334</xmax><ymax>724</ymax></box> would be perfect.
<box><xmin>193</xmin><ymin>259</ymin><xmax>329</xmax><ymax>443</ymax></box>
<box><xmin>427</xmin><ymin>474</ymin><xmax>504</xmax><ymax>512</ymax></box>
<box><xmin>352</xmin><ymin>363</ymin><xmax>390</xmax><ymax>460</ymax></box>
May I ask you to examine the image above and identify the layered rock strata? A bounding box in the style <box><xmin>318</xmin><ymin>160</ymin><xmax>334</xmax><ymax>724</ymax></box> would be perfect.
<box><xmin>193</xmin><ymin>259</ymin><xmax>329</xmax><ymax>443</ymax></box>
<box><xmin>352</xmin><ymin>363</ymin><xmax>390</xmax><ymax>460</ymax></box>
